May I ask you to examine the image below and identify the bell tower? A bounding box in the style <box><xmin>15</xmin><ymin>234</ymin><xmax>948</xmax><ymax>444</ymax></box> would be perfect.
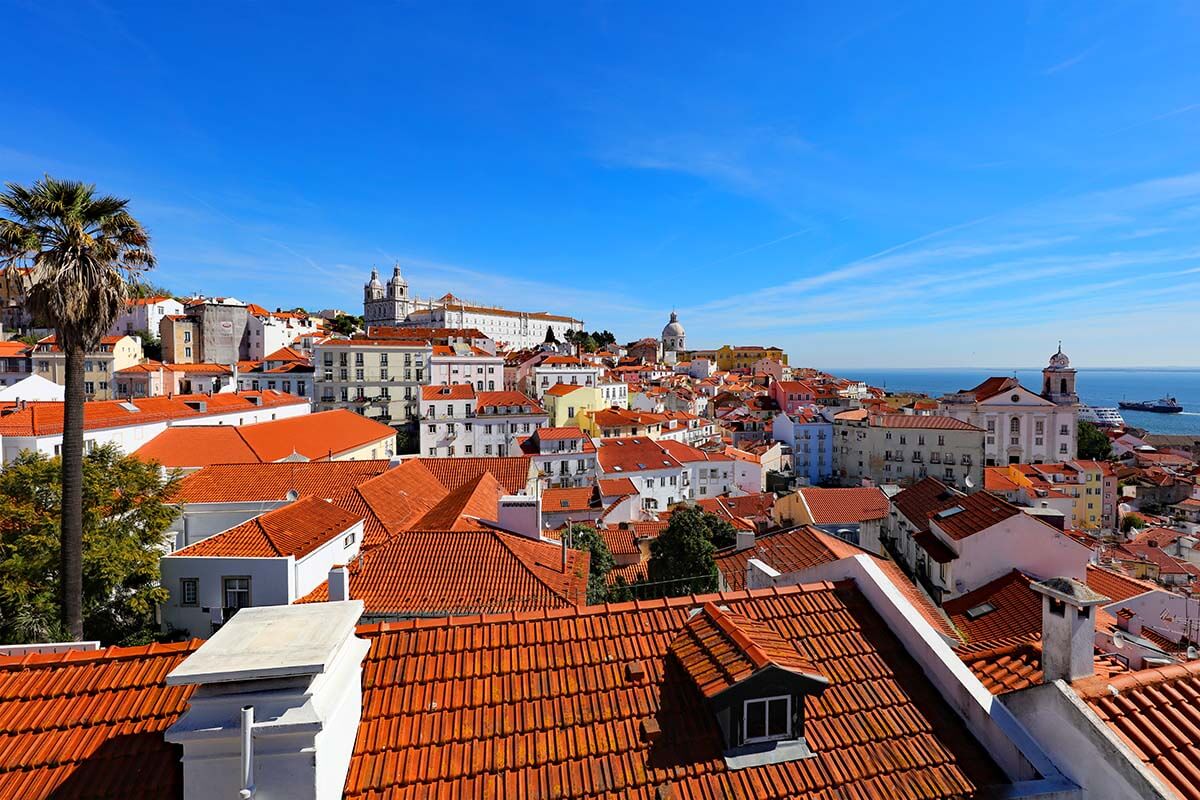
<box><xmin>1042</xmin><ymin>341</ymin><xmax>1077</xmax><ymax>406</ymax></box>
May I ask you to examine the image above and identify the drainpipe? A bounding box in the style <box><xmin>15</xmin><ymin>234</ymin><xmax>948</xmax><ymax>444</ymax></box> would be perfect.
<box><xmin>239</xmin><ymin>705</ymin><xmax>256</xmax><ymax>799</ymax></box>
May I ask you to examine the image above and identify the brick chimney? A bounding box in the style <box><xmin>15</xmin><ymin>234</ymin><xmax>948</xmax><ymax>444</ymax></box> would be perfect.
<box><xmin>166</xmin><ymin>601</ymin><xmax>369</xmax><ymax>800</ymax></box>
<box><xmin>1031</xmin><ymin>577</ymin><xmax>1110</xmax><ymax>682</ymax></box>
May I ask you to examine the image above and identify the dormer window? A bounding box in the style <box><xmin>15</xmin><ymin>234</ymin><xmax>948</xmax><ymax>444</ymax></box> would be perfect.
<box><xmin>744</xmin><ymin>695</ymin><xmax>790</xmax><ymax>743</ymax></box>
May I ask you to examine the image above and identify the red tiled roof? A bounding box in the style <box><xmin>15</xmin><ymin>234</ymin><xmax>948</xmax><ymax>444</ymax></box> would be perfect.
<box><xmin>870</xmin><ymin>414</ymin><xmax>985</xmax><ymax>432</ymax></box>
<box><xmin>598</xmin><ymin>477</ymin><xmax>638</xmax><ymax>496</ymax></box>
<box><xmin>542</xmin><ymin>486</ymin><xmax>596</xmax><ymax>513</ymax></box>
<box><xmin>415</xmin><ymin>456</ymin><xmax>532</xmax><ymax>495</ymax></box>
<box><xmin>543</xmin><ymin>382</ymin><xmax>587</xmax><ymax>397</ymax></box>
<box><xmin>0</xmin><ymin>341</ymin><xmax>30</xmax><ymax>357</ymax></box>
<box><xmin>891</xmin><ymin>477</ymin><xmax>962</xmax><ymax>533</ymax></box>
<box><xmin>298</xmin><ymin>529</ymin><xmax>588</xmax><ymax>614</ymax></box>
<box><xmin>409</xmin><ymin>473</ymin><xmax>504</xmax><ymax>531</ymax></box>
<box><xmin>533</xmin><ymin>426</ymin><xmax>589</xmax><ymax>440</ymax></box>
<box><xmin>697</xmin><ymin>492</ymin><xmax>776</xmax><ymax>520</ymax></box>
<box><xmin>135</xmin><ymin>410</ymin><xmax>394</xmax><ymax>467</ymax></box>
<box><xmin>1085</xmin><ymin>564</ymin><xmax>1158</xmax><ymax>603</ymax></box>
<box><xmin>334</xmin><ymin>459</ymin><xmax>449</xmax><ymax>548</ymax></box>
<box><xmin>0</xmin><ymin>391</ymin><xmax>308</xmax><ymax>437</ymax></box>
<box><xmin>346</xmin><ymin>584</ymin><xmax>1004</xmax><ymax>798</ymax></box>
<box><xmin>715</xmin><ymin>526</ymin><xmax>960</xmax><ymax>641</ymax></box>
<box><xmin>421</xmin><ymin>383</ymin><xmax>474</xmax><ymax>401</ymax></box>
<box><xmin>895</xmin><ymin>478</ymin><xmax>1021</xmax><ymax>540</ymax></box>
<box><xmin>174</xmin><ymin>460</ymin><xmax>391</xmax><ymax>504</ymax></box>
<box><xmin>797</xmin><ymin>487</ymin><xmax>888</xmax><ymax>523</ymax></box>
<box><xmin>597</xmin><ymin>437</ymin><xmax>680</xmax><ymax>474</ymax></box>
<box><xmin>173</xmin><ymin>496</ymin><xmax>361</xmax><ymax>558</ymax></box>
<box><xmin>263</xmin><ymin>345</ymin><xmax>307</xmax><ymax>362</ymax></box>
<box><xmin>956</xmin><ymin>635</ymin><xmax>1127</xmax><ymax>696</ymax></box>
<box><xmin>944</xmin><ymin>570</ymin><xmax>1040</xmax><ymax>644</ymax></box>
<box><xmin>983</xmin><ymin>468</ymin><xmax>1022</xmax><ymax>492</ymax></box>
<box><xmin>0</xmin><ymin>640</ymin><xmax>201</xmax><ymax>800</ymax></box>
<box><xmin>475</xmin><ymin>390</ymin><xmax>543</xmax><ymax>413</ymax></box>
<box><xmin>1076</xmin><ymin>660</ymin><xmax>1200</xmax><ymax>800</ymax></box>
<box><xmin>670</xmin><ymin>602</ymin><xmax>827</xmax><ymax>698</ymax></box>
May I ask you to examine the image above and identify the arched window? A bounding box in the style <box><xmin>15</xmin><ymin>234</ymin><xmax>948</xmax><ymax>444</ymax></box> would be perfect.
<box><xmin>1010</xmin><ymin>418</ymin><xmax>1020</xmax><ymax>434</ymax></box>
<box><xmin>1060</xmin><ymin>378</ymin><xmax>1068</xmax><ymax>395</ymax></box>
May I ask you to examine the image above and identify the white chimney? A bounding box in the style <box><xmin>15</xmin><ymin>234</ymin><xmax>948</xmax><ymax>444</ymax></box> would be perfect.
<box><xmin>166</xmin><ymin>601</ymin><xmax>369</xmax><ymax>800</ymax></box>
<box><xmin>496</xmin><ymin>495</ymin><xmax>542</xmax><ymax>539</ymax></box>
<box><xmin>328</xmin><ymin>565</ymin><xmax>350</xmax><ymax>601</ymax></box>
<box><xmin>735</xmin><ymin>529</ymin><xmax>756</xmax><ymax>551</ymax></box>
<box><xmin>1031</xmin><ymin>578</ymin><xmax>1110</xmax><ymax>683</ymax></box>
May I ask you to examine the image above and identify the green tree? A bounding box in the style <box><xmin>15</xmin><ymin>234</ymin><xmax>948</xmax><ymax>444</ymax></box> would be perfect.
<box><xmin>1121</xmin><ymin>513</ymin><xmax>1147</xmax><ymax>534</ymax></box>
<box><xmin>566</xmin><ymin>524</ymin><xmax>615</xmax><ymax>604</ymax></box>
<box><xmin>133</xmin><ymin>327</ymin><xmax>162</xmax><ymax>361</ymax></box>
<box><xmin>1077</xmin><ymin>421</ymin><xmax>1114</xmax><ymax>461</ymax></box>
<box><xmin>0</xmin><ymin>445</ymin><xmax>180</xmax><ymax>645</ymax></box>
<box><xmin>645</xmin><ymin>506</ymin><xmax>720</xmax><ymax>597</ymax></box>
<box><xmin>331</xmin><ymin>314</ymin><xmax>362</xmax><ymax>336</ymax></box>
<box><xmin>0</xmin><ymin>177</ymin><xmax>155</xmax><ymax>639</ymax></box>
<box><xmin>127</xmin><ymin>281</ymin><xmax>172</xmax><ymax>299</ymax></box>
<box><xmin>591</xmin><ymin>330</ymin><xmax>617</xmax><ymax>349</ymax></box>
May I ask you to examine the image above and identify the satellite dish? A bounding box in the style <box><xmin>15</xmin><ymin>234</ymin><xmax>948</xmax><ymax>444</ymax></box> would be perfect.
<box><xmin>1112</xmin><ymin>631</ymin><xmax>1126</xmax><ymax>650</ymax></box>
<box><xmin>1189</xmin><ymin>646</ymin><xmax>1199</xmax><ymax>661</ymax></box>
<box><xmin>286</xmin><ymin>489</ymin><xmax>300</xmax><ymax>501</ymax></box>
<box><xmin>964</xmin><ymin>476</ymin><xmax>975</xmax><ymax>489</ymax></box>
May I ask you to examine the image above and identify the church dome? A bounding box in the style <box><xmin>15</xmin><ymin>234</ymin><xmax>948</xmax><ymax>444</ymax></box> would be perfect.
<box><xmin>366</xmin><ymin>268</ymin><xmax>382</xmax><ymax>289</ymax></box>
<box><xmin>1048</xmin><ymin>343</ymin><xmax>1070</xmax><ymax>369</ymax></box>
<box><xmin>389</xmin><ymin>265</ymin><xmax>405</xmax><ymax>284</ymax></box>
<box><xmin>662</xmin><ymin>311</ymin><xmax>685</xmax><ymax>338</ymax></box>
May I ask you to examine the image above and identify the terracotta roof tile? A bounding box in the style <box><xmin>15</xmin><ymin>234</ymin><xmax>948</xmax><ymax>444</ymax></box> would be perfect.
<box><xmin>542</xmin><ymin>486</ymin><xmax>597</xmax><ymax>513</ymax></box>
<box><xmin>298</xmin><ymin>529</ymin><xmax>588</xmax><ymax>615</ymax></box>
<box><xmin>415</xmin><ymin>456</ymin><xmax>532</xmax><ymax>495</ymax></box>
<box><xmin>0</xmin><ymin>640</ymin><xmax>201</xmax><ymax>800</ymax></box>
<box><xmin>173</xmin><ymin>496</ymin><xmax>361</xmax><ymax>558</ymax></box>
<box><xmin>346</xmin><ymin>583</ymin><xmax>1005</xmax><ymax>798</ymax></box>
<box><xmin>1085</xmin><ymin>564</ymin><xmax>1159</xmax><ymax>603</ymax></box>
<box><xmin>943</xmin><ymin>571</ymin><xmax>1041</xmax><ymax>644</ymax></box>
<box><xmin>797</xmin><ymin>487</ymin><xmax>889</xmax><ymax>523</ymax></box>
<box><xmin>409</xmin><ymin>472</ymin><xmax>504</xmax><ymax>531</ymax></box>
<box><xmin>174</xmin><ymin>460</ymin><xmax>391</xmax><ymax>504</ymax></box>
<box><xmin>956</xmin><ymin>635</ymin><xmax>1128</xmax><ymax>695</ymax></box>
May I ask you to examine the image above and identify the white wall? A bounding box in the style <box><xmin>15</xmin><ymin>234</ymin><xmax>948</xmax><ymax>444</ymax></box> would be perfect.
<box><xmin>599</xmin><ymin>465</ymin><xmax>687</xmax><ymax>512</ymax></box>
<box><xmin>948</xmin><ymin>514</ymin><xmax>1090</xmax><ymax>598</ymax></box>
<box><xmin>159</xmin><ymin>556</ymin><xmax>294</xmax><ymax>638</ymax></box>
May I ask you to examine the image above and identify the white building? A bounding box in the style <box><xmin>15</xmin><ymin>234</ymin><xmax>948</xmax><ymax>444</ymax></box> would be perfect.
<box><xmin>595</xmin><ymin>437</ymin><xmax>690</xmax><ymax>513</ymax></box>
<box><xmin>429</xmin><ymin>343</ymin><xmax>505</xmax><ymax>390</ymax></box>
<box><xmin>598</xmin><ymin>372</ymin><xmax>629</xmax><ymax>408</ymax></box>
<box><xmin>109</xmin><ymin>295</ymin><xmax>185</xmax><ymax>337</ymax></box>
<box><xmin>419</xmin><ymin>385</ymin><xmax>547</xmax><ymax>457</ymax></box>
<box><xmin>159</xmin><ymin>496</ymin><xmax>364</xmax><ymax>638</ymax></box>
<box><xmin>0</xmin><ymin>390</ymin><xmax>309</xmax><ymax>464</ymax></box>
<box><xmin>313</xmin><ymin>336</ymin><xmax>433</xmax><ymax>425</ymax></box>
<box><xmin>361</xmin><ymin>266</ymin><xmax>584</xmax><ymax>350</ymax></box>
<box><xmin>244</xmin><ymin>309</ymin><xmax>324</xmax><ymax>360</ymax></box>
<box><xmin>660</xmin><ymin>440</ymin><xmax>737</xmax><ymax>499</ymax></box>
<box><xmin>531</xmin><ymin>356</ymin><xmax>601</xmax><ymax>400</ymax></box>
<box><xmin>938</xmin><ymin>347</ymin><xmax>1079</xmax><ymax>466</ymax></box>
<box><xmin>517</xmin><ymin>426</ymin><xmax>598</xmax><ymax>488</ymax></box>
<box><xmin>834</xmin><ymin>410</ymin><xmax>984</xmax><ymax>490</ymax></box>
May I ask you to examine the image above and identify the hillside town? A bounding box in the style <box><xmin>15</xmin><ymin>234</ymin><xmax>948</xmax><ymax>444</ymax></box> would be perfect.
<box><xmin>1</xmin><ymin>255</ymin><xmax>1200</xmax><ymax>800</ymax></box>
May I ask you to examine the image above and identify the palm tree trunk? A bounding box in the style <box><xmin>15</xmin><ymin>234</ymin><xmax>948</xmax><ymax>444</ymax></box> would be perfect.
<box><xmin>60</xmin><ymin>345</ymin><xmax>85</xmax><ymax>640</ymax></box>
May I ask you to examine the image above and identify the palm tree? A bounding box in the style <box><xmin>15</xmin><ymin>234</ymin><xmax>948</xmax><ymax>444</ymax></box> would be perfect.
<box><xmin>0</xmin><ymin>177</ymin><xmax>154</xmax><ymax>639</ymax></box>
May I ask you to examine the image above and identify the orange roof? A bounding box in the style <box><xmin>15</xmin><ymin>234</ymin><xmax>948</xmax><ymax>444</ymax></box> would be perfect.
<box><xmin>542</xmin><ymin>486</ymin><xmax>596</xmax><ymax>513</ymax></box>
<box><xmin>174</xmin><ymin>460</ymin><xmax>391</xmax><ymax>504</ymax></box>
<box><xmin>1076</xmin><ymin>659</ymin><xmax>1200</xmax><ymax>798</ymax></box>
<box><xmin>298</xmin><ymin>528</ymin><xmax>588</xmax><ymax>615</ymax></box>
<box><xmin>421</xmin><ymin>384</ymin><xmax>474</xmax><ymax>401</ymax></box>
<box><xmin>956</xmin><ymin>635</ymin><xmax>1127</xmax><ymax>696</ymax></box>
<box><xmin>543</xmin><ymin>382</ymin><xmax>588</xmax><ymax>397</ymax></box>
<box><xmin>415</xmin><ymin>456</ymin><xmax>532</xmax><ymax>495</ymax></box>
<box><xmin>598</xmin><ymin>477</ymin><xmax>638</xmax><ymax>496</ymax></box>
<box><xmin>263</xmin><ymin>345</ymin><xmax>307</xmax><ymax>362</ymax></box>
<box><xmin>0</xmin><ymin>340</ymin><xmax>31</xmax><ymax>357</ymax></box>
<box><xmin>173</xmin><ymin>496</ymin><xmax>361</xmax><ymax>558</ymax></box>
<box><xmin>134</xmin><ymin>410</ymin><xmax>395</xmax><ymax>467</ymax></box>
<box><xmin>409</xmin><ymin>472</ymin><xmax>504</xmax><ymax>531</ymax></box>
<box><xmin>332</xmin><ymin>459</ymin><xmax>449</xmax><ymax>548</ymax></box>
<box><xmin>596</xmin><ymin>437</ymin><xmax>681</xmax><ymax>474</ymax></box>
<box><xmin>670</xmin><ymin>601</ymin><xmax>827</xmax><ymax>698</ymax></box>
<box><xmin>715</xmin><ymin>526</ymin><xmax>960</xmax><ymax>641</ymax></box>
<box><xmin>943</xmin><ymin>570</ymin><xmax>1041</xmax><ymax>644</ymax></box>
<box><xmin>869</xmin><ymin>414</ymin><xmax>984</xmax><ymax>431</ymax></box>
<box><xmin>797</xmin><ymin>487</ymin><xmax>889</xmax><ymax>523</ymax></box>
<box><xmin>0</xmin><ymin>640</ymin><xmax>201</xmax><ymax>800</ymax></box>
<box><xmin>475</xmin><ymin>390</ymin><xmax>542</xmax><ymax>413</ymax></box>
<box><xmin>346</xmin><ymin>584</ymin><xmax>1003</xmax><ymax>797</ymax></box>
<box><xmin>983</xmin><ymin>468</ymin><xmax>1022</xmax><ymax>492</ymax></box>
<box><xmin>0</xmin><ymin>391</ymin><xmax>308</xmax><ymax>437</ymax></box>
<box><xmin>1085</xmin><ymin>564</ymin><xmax>1158</xmax><ymax>602</ymax></box>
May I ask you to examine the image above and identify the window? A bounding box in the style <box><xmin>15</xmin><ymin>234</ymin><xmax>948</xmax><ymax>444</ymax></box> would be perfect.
<box><xmin>223</xmin><ymin>577</ymin><xmax>251</xmax><ymax>611</ymax></box>
<box><xmin>744</xmin><ymin>696</ymin><xmax>790</xmax><ymax>743</ymax></box>
<box><xmin>1060</xmin><ymin>424</ymin><xmax>1069</xmax><ymax>436</ymax></box>
<box><xmin>184</xmin><ymin>331</ymin><xmax>192</xmax><ymax>343</ymax></box>
<box><xmin>180</xmin><ymin>578</ymin><xmax>198</xmax><ymax>606</ymax></box>
<box><xmin>1010</xmin><ymin>418</ymin><xmax>1020</xmax><ymax>434</ymax></box>
<box><xmin>343</xmin><ymin>532</ymin><xmax>356</xmax><ymax>547</ymax></box>
<box><xmin>987</xmin><ymin>420</ymin><xmax>995</xmax><ymax>433</ymax></box>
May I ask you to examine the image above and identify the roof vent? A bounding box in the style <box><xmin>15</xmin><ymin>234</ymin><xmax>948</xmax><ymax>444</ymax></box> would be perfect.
<box><xmin>640</xmin><ymin>717</ymin><xmax>662</xmax><ymax>742</ymax></box>
<box><xmin>626</xmin><ymin>661</ymin><xmax>647</xmax><ymax>682</ymax></box>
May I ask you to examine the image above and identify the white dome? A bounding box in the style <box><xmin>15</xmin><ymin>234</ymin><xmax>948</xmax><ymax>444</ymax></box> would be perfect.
<box><xmin>1048</xmin><ymin>343</ymin><xmax>1070</xmax><ymax>369</ymax></box>
<box><xmin>662</xmin><ymin>311</ymin><xmax>685</xmax><ymax>338</ymax></box>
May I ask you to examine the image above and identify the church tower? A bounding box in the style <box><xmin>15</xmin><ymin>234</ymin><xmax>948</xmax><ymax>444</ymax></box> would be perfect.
<box><xmin>363</xmin><ymin>265</ymin><xmax>412</xmax><ymax>326</ymax></box>
<box><xmin>1042</xmin><ymin>342</ymin><xmax>1078</xmax><ymax>406</ymax></box>
<box><xmin>661</xmin><ymin>311</ymin><xmax>686</xmax><ymax>358</ymax></box>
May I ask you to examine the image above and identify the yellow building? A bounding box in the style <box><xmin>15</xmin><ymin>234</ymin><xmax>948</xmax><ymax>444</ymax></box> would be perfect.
<box><xmin>542</xmin><ymin>383</ymin><xmax>603</xmax><ymax>428</ymax></box>
<box><xmin>1001</xmin><ymin>462</ymin><xmax>1113</xmax><ymax>531</ymax></box>
<box><xmin>32</xmin><ymin>334</ymin><xmax>145</xmax><ymax>400</ymax></box>
<box><xmin>691</xmin><ymin>345</ymin><xmax>788</xmax><ymax>372</ymax></box>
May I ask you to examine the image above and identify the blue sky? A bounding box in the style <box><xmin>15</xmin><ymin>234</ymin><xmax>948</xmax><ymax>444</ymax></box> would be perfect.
<box><xmin>4</xmin><ymin>2</ymin><xmax>1200</xmax><ymax>367</ymax></box>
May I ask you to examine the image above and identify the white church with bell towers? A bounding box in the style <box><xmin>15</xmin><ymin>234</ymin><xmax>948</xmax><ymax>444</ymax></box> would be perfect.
<box><xmin>363</xmin><ymin>265</ymin><xmax>414</xmax><ymax>327</ymax></box>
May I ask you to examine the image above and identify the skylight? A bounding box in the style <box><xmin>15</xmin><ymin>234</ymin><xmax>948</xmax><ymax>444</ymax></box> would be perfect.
<box><xmin>936</xmin><ymin>506</ymin><xmax>964</xmax><ymax>519</ymax></box>
<box><xmin>965</xmin><ymin>602</ymin><xmax>997</xmax><ymax>620</ymax></box>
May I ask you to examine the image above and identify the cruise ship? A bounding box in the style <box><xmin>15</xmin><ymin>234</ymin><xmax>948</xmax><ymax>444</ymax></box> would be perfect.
<box><xmin>1078</xmin><ymin>405</ymin><xmax>1125</xmax><ymax>427</ymax></box>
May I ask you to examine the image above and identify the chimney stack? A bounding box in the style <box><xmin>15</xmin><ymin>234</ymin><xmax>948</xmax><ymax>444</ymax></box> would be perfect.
<box><xmin>496</xmin><ymin>495</ymin><xmax>542</xmax><ymax>540</ymax></box>
<box><xmin>328</xmin><ymin>565</ymin><xmax>350</xmax><ymax>601</ymax></box>
<box><xmin>166</xmin><ymin>601</ymin><xmax>369</xmax><ymax>800</ymax></box>
<box><xmin>735</xmin><ymin>529</ymin><xmax>756</xmax><ymax>551</ymax></box>
<box><xmin>1031</xmin><ymin>577</ymin><xmax>1110</xmax><ymax>683</ymax></box>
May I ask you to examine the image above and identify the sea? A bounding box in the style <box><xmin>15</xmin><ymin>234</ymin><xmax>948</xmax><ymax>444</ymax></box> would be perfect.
<box><xmin>823</xmin><ymin>368</ymin><xmax>1200</xmax><ymax>436</ymax></box>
